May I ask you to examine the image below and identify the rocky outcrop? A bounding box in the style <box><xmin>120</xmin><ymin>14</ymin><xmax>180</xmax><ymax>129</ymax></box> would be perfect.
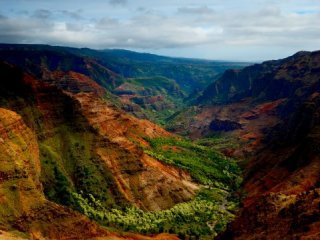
<box><xmin>0</xmin><ymin>108</ymin><xmax>43</xmax><ymax>216</ymax></box>
<box><xmin>0</xmin><ymin>108</ymin><xmax>115</xmax><ymax>239</ymax></box>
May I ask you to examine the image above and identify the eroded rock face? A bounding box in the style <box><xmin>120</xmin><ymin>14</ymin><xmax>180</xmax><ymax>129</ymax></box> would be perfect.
<box><xmin>212</xmin><ymin>52</ymin><xmax>320</xmax><ymax>239</ymax></box>
<box><xmin>169</xmin><ymin>50</ymin><xmax>320</xmax><ymax>239</ymax></box>
<box><xmin>36</xmin><ymin>61</ymin><xmax>198</xmax><ymax>210</ymax></box>
<box><xmin>0</xmin><ymin>107</ymin><xmax>180</xmax><ymax>240</ymax></box>
<box><xmin>71</xmin><ymin>92</ymin><xmax>198</xmax><ymax>210</ymax></box>
<box><xmin>0</xmin><ymin>57</ymin><xmax>189</xmax><ymax>238</ymax></box>
<box><xmin>0</xmin><ymin>108</ymin><xmax>43</xmax><ymax>218</ymax></box>
<box><xmin>0</xmin><ymin>59</ymin><xmax>198</xmax><ymax>213</ymax></box>
<box><xmin>0</xmin><ymin>108</ymin><xmax>109</xmax><ymax>239</ymax></box>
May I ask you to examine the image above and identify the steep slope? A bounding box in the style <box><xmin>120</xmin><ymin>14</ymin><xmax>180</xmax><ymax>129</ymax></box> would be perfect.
<box><xmin>0</xmin><ymin>60</ymin><xmax>197</xmax><ymax>212</ymax></box>
<box><xmin>0</xmin><ymin>61</ymin><xmax>185</xmax><ymax>239</ymax></box>
<box><xmin>69</xmin><ymin>92</ymin><xmax>198</xmax><ymax>210</ymax></box>
<box><xmin>0</xmin><ymin>108</ymin><xmax>119</xmax><ymax>239</ymax></box>
<box><xmin>0</xmin><ymin>108</ymin><xmax>180</xmax><ymax>240</ymax></box>
<box><xmin>197</xmin><ymin>51</ymin><xmax>317</xmax><ymax>104</ymax></box>
<box><xmin>2</xmin><ymin>57</ymin><xmax>231</xmax><ymax>239</ymax></box>
<box><xmin>170</xmin><ymin>50</ymin><xmax>320</xmax><ymax>239</ymax></box>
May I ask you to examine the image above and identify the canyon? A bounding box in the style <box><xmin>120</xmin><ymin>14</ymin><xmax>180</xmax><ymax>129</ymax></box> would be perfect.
<box><xmin>0</xmin><ymin>44</ymin><xmax>320</xmax><ymax>239</ymax></box>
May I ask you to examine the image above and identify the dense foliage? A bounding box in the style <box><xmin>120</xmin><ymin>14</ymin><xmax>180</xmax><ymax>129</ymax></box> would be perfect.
<box><xmin>56</xmin><ymin>137</ymin><xmax>242</xmax><ymax>239</ymax></box>
<box><xmin>144</xmin><ymin>137</ymin><xmax>242</xmax><ymax>190</ymax></box>
<box><xmin>71</xmin><ymin>189</ymin><xmax>237</xmax><ymax>239</ymax></box>
<box><xmin>39</xmin><ymin>125</ymin><xmax>121</xmax><ymax>209</ymax></box>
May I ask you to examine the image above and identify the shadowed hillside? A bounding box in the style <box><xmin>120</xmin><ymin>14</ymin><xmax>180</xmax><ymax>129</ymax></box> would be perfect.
<box><xmin>169</xmin><ymin>50</ymin><xmax>320</xmax><ymax>239</ymax></box>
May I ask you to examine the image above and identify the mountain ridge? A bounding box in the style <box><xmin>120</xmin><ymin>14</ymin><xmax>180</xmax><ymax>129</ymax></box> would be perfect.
<box><xmin>0</xmin><ymin>43</ymin><xmax>249</xmax><ymax>125</ymax></box>
<box><xmin>168</xmin><ymin>49</ymin><xmax>320</xmax><ymax>239</ymax></box>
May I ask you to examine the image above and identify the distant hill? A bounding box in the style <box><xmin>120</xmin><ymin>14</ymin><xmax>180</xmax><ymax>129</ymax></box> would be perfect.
<box><xmin>0</xmin><ymin>43</ymin><xmax>249</xmax><ymax>124</ymax></box>
<box><xmin>0</xmin><ymin>43</ymin><xmax>249</xmax><ymax>93</ymax></box>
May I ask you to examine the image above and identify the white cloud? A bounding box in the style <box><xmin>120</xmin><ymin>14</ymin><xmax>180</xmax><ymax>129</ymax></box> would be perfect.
<box><xmin>0</xmin><ymin>0</ymin><xmax>319</xmax><ymax>60</ymax></box>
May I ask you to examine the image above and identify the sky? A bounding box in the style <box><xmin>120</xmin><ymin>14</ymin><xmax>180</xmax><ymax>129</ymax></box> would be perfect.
<box><xmin>0</xmin><ymin>0</ymin><xmax>319</xmax><ymax>61</ymax></box>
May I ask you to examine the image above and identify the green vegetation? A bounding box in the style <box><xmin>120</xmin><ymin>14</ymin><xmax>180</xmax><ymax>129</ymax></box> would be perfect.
<box><xmin>39</xmin><ymin>134</ymin><xmax>242</xmax><ymax>239</ymax></box>
<box><xmin>39</xmin><ymin>124</ymin><xmax>120</xmax><ymax>209</ymax></box>
<box><xmin>0</xmin><ymin>46</ymin><xmax>247</xmax><ymax>239</ymax></box>
<box><xmin>102</xmin><ymin>90</ymin><xmax>124</xmax><ymax>109</ymax></box>
<box><xmin>70</xmin><ymin>188</ymin><xmax>236</xmax><ymax>239</ymax></box>
<box><xmin>144</xmin><ymin>137</ymin><xmax>242</xmax><ymax>190</ymax></box>
<box><xmin>165</xmin><ymin>106</ymin><xmax>200</xmax><ymax>134</ymax></box>
<box><xmin>195</xmin><ymin>136</ymin><xmax>240</xmax><ymax>153</ymax></box>
<box><xmin>114</xmin><ymin>76</ymin><xmax>186</xmax><ymax>125</ymax></box>
<box><xmin>52</xmin><ymin>136</ymin><xmax>242</xmax><ymax>239</ymax></box>
<box><xmin>1</xmin><ymin>98</ymin><xmax>242</xmax><ymax>239</ymax></box>
<box><xmin>142</xmin><ymin>108</ymin><xmax>180</xmax><ymax>126</ymax></box>
<box><xmin>72</xmin><ymin>48</ymin><xmax>248</xmax><ymax>94</ymax></box>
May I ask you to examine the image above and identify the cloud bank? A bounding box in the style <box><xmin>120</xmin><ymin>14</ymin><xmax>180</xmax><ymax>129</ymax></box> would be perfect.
<box><xmin>0</xmin><ymin>0</ymin><xmax>319</xmax><ymax>60</ymax></box>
